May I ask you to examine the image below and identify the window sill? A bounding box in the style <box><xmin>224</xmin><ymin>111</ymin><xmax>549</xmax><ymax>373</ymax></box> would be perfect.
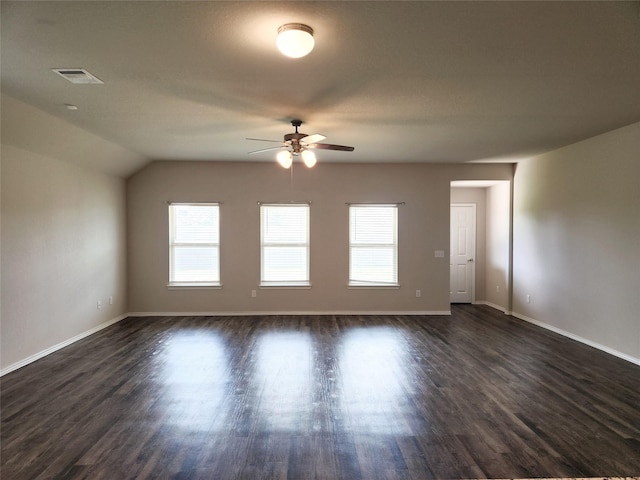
<box><xmin>167</xmin><ymin>283</ymin><xmax>222</xmax><ymax>290</ymax></box>
<box><xmin>260</xmin><ymin>282</ymin><xmax>312</xmax><ymax>289</ymax></box>
<box><xmin>348</xmin><ymin>283</ymin><xmax>400</xmax><ymax>289</ymax></box>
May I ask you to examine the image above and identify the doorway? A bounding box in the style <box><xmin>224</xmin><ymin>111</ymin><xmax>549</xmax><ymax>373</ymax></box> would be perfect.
<box><xmin>450</xmin><ymin>204</ymin><xmax>476</xmax><ymax>303</ymax></box>
<box><xmin>450</xmin><ymin>180</ymin><xmax>512</xmax><ymax>312</ymax></box>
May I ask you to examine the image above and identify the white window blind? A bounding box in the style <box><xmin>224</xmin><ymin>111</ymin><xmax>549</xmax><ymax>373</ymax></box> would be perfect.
<box><xmin>260</xmin><ymin>204</ymin><xmax>310</xmax><ymax>286</ymax></box>
<box><xmin>349</xmin><ymin>204</ymin><xmax>398</xmax><ymax>286</ymax></box>
<box><xmin>169</xmin><ymin>203</ymin><xmax>220</xmax><ymax>286</ymax></box>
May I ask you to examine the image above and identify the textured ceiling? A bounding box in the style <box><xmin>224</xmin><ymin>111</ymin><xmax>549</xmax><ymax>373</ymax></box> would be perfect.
<box><xmin>2</xmin><ymin>1</ymin><xmax>640</xmax><ymax>173</ymax></box>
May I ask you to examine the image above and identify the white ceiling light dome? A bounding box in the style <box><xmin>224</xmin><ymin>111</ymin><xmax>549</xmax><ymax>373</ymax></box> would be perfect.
<box><xmin>301</xmin><ymin>149</ymin><xmax>316</xmax><ymax>168</ymax></box>
<box><xmin>276</xmin><ymin>150</ymin><xmax>293</xmax><ymax>168</ymax></box>
<box><xmin>276</xmin><ymin>23</ymin><xmax>314</xmax><ymax>58</ymax></box>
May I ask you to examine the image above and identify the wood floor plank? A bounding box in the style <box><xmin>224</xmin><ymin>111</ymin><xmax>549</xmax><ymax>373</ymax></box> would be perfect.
<box><xmin>2</xmin><ymin>304</ymin><xmax>640</xmax><ymax>479</ymax></box>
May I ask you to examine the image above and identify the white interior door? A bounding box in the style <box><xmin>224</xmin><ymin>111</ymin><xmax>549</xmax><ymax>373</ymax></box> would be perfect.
<box><xmin>450</xmin><ymin>204</ymin><xmax>476</xmax><ymax>303</ymax></box>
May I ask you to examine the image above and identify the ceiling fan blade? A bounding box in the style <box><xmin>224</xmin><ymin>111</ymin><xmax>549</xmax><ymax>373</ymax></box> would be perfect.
<box><xmin>248</xmin><ymin>145</ymin><xmax>288</xmax><ymax>155</ymax></box>
<box><xmin>301</xmin><ymin>134</ymin><xmax>326</xmax><ymax>145</ymax></box>
<box><xmin>308</xmin><ymin>143</ymin><xmax>355</xmax><ymax>152</ymax></box>
<box><xmin>246</xmin><ymin>137</ymin><xmax>284</xmax><ymax>143</ymax></box>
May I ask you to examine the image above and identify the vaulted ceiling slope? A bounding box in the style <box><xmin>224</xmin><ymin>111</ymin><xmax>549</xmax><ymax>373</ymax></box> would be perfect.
<box><xmin>2</xmin><ymin>1</ymin><xmax>639</xmax><ymax>171</ymax></box>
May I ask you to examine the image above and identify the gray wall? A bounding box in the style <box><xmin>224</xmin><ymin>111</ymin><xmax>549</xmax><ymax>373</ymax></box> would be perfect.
<box><xmin>485</xmin><ymin>182</ymin><xmax>511</xmax><ymax>311</ymax></box>
<box><xmin>513</xmin><ymin>122</ymin><xmax>640</xmax><ymax>360</ymax></box>
<box><xmin>0</xmin><ymin>94</ymin><xmax>135</xmax><ymax>372</ymax></box>
<box><xmin>1</xmin><ymin>145</ymin><xmax>128</xmax><ymax>370</ymax></box>
<box><xmin>127</xmin><ymin>161</ymin><xmax>512</xmax><ymax>314</ymax></box>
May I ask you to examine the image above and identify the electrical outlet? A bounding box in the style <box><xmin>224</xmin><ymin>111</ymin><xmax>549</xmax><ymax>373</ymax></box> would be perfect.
<box><xmin>526</xmin><ymin>294</ymin><xmax>531</xmax><ymax>304</ymax></box>
<box><xmin>97</xmin><ymin>300</ymin><xmax>102</xmax><ymax>310</ymax></box>
<box><xmin>415</xmin><ymin>290</ymin><xmax>421</xmax><ymax>298</ymax></box>
<box><xmin>251</xmin><ymin>290</ymin><xmax>257</xmax><ymax>298</ymax></box>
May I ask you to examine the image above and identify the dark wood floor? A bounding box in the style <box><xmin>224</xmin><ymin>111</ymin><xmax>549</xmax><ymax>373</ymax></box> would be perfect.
<box><xmin>2</xmin><ymin>305</ymin><xmax>640</xmax><ymax>479</ymax></box>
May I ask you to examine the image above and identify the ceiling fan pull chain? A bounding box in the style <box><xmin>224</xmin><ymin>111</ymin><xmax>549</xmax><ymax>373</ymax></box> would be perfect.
<box><xmin>290</xmin><ymin>162</ymin><xmax>294</xmax><ymax>187</ymax></box>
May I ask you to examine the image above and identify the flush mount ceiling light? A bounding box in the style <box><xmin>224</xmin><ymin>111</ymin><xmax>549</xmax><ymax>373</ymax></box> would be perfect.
<box><xmin>276</xmin><ymin>23</ymin><xmax>315</xmax><ymax>58</ymax></box>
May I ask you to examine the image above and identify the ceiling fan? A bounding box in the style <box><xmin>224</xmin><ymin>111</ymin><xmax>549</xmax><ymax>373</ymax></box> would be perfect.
<box><xmin>247</xmin><ymin>120</ymin><xmax>355</xmax><ymax>168</ymax></box>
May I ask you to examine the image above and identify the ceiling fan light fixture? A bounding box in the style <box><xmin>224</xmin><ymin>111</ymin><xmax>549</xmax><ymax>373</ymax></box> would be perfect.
<box><xmin>301</xmin><ymin>149</ymin><xmax>317</xmax><ymax>168</ymax></box>
<box><xmin>276</xmin><ymin>150</ymin><xmax>293</xmax><ymax>168</ymax></box>
<box><xmin>276</xmin><ymin>23</ymin><xmax>314</xmax><ymax>58</ymax></box>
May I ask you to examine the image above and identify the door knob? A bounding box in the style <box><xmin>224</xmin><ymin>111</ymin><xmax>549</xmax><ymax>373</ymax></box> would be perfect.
<box><xmin>467</xmin><ymin>258</ymin><xmax>474</xmax><ymax>263</ymax></box>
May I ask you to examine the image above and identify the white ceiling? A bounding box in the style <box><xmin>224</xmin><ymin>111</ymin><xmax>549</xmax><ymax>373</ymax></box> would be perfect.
<box><xmin>2</xmin><ymin>1</ymin><xmax>640</xmax><ymax>172</ymax></box>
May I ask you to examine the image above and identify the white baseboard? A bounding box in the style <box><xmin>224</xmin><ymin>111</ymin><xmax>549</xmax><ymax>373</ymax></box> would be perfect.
<box><xmin>511</xmin><ymin>311</ymin><xmax>640</xmax><ymax>367</ymax></box>
<box><xmin>128</xmin><ymin>310</ymin><xmax>452</xmax><ymax>317</ymax></box>
<box><xmin>0</xmin><ymin>314</ymin><xmax>129</xmax><ymax>377</ymax></box>
<box><xmin>10</xmin><ymin>309</ymin><xmax>636</xmax><ymax>375</ymax></box>
<box><xmin>474</xmin><ymin>301</ymin><xmax>509</xmax><ymax>314</ymax></box>
<box><xmin>0</xmin><ymin>309</ymin><xmax>453</xmax><ymax>376</ymax></box>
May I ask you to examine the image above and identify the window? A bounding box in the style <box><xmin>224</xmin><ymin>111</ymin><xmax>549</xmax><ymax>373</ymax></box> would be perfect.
<box><xmin>349</xmin><ymin>204</ymin><xmax>398</xmax><ymax>286</ymax></box>
<box><xmin>260</xmin><ymin>203</ymin><xmax>310</xmax><ymax>286</ymax></box>
<box><xmin>169</xmin><ymin>203</ymin><xmax>220</xmax><ymax>286</ymax></box>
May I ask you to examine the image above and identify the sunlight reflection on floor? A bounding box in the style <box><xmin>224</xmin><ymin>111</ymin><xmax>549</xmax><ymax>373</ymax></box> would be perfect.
<box><xmin>159</xmin><ymin>329</ymin><xmax>230</xmax><ymax>431</ymax></box>
<box><xmin>254</xmin><ymin>331</ymin><xmax>313</xmax><ymax>431</ymax></box>
<box><xmin>338</xmin><ymin>326</ymin><xmax>414</xmax><ymax>435</ymax></box>
<box><xmin>156</xmin><ymin>323</ymin><xmax>419</xmax><ymax>435</ymax></box>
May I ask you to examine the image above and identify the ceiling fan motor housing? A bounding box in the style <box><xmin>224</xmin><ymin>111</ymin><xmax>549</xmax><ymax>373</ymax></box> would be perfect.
<box><xmin>284</xmin><ymin>132</ymin><xmax>307</xmax><ymax>154</ymax></box>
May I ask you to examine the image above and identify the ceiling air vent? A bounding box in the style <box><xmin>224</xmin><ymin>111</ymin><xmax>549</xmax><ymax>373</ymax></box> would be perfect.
<box><xmin>52</xmin><ymin>68</ymin><xmax>104</xmax><ymax>85</ymax></box>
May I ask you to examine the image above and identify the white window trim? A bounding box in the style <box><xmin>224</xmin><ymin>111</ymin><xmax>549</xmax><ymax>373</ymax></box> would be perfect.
<box><xmin>259</xmin><ymin>283</ymin><xmax>312</xmax><ymax>289</ymax></box>
<box><xmin>168</xmin><ymin>203</ymin><xmax>221</xmax><ymax>288</ymax></box>
<box><xmin>260</xmin><ymin>203</ymin><xmax>311</xmax><ymax>288</ymax></box>
<box><xmin>167</xmin><ymin>283</ymin><xmax>223</xmax><ymax>290</ymax></box>
<box><xmin>348</xmin><ymin>283</ymin><xmax>400</xmax><ymax>289</ymax></box>
<box><xmin>348</xmin><ymin>203</ymin><xmax>399</xmax><ymax>287</ymax></box>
